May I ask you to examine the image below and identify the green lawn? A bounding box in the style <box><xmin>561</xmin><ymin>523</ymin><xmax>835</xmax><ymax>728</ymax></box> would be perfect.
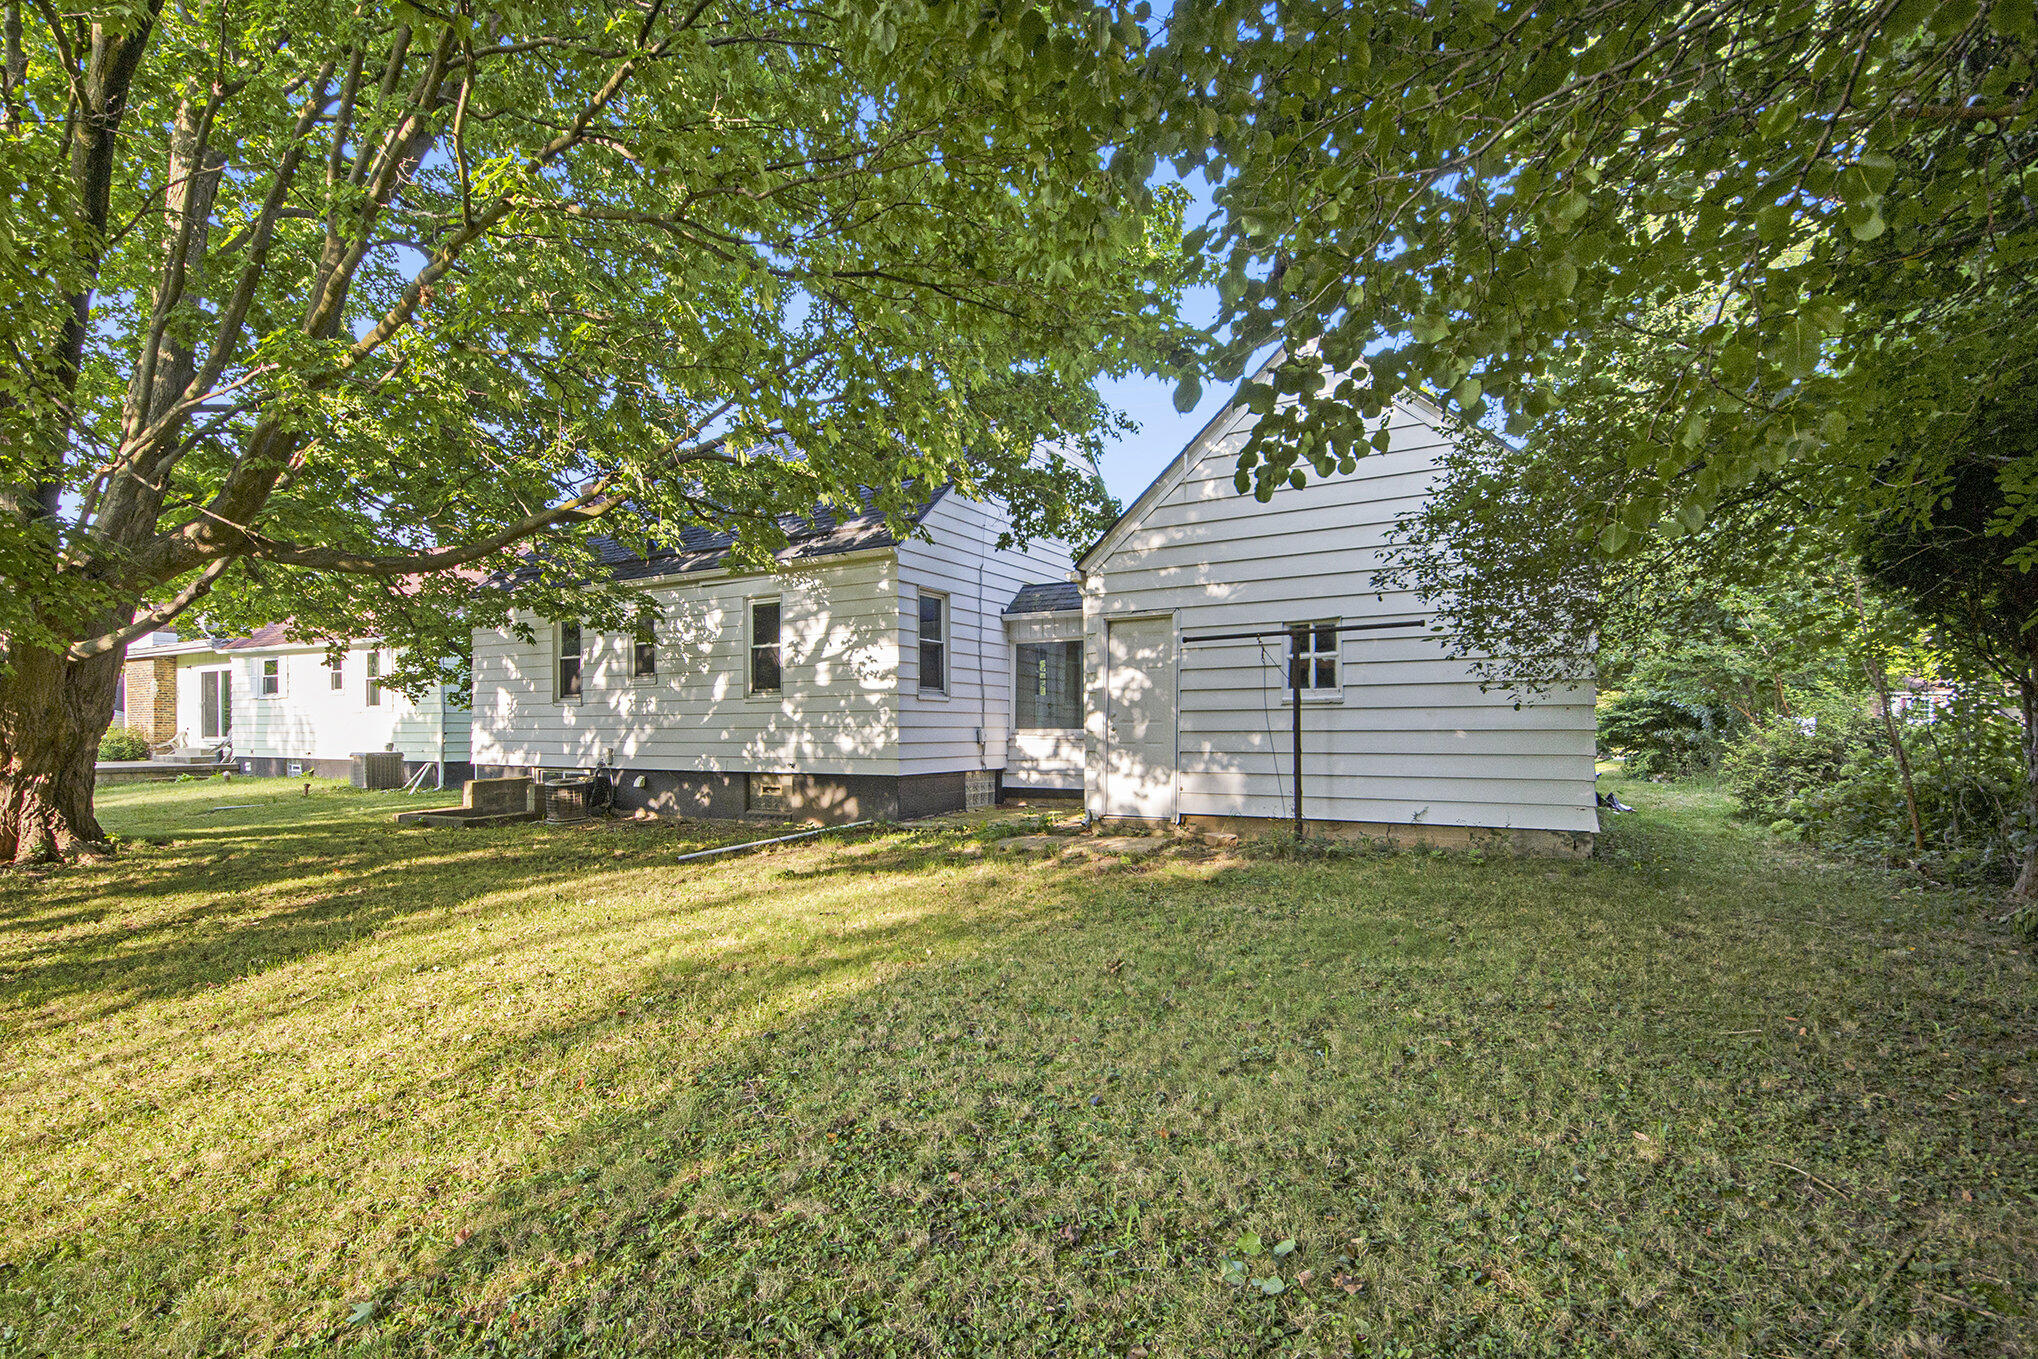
<box><xmin>2</xmin><ymin>777</ymin><xmax>2033</xmax><ymax>1356</ymax></box>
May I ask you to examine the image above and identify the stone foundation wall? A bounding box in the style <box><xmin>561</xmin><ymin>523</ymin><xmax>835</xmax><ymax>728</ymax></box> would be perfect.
<box><xmin>1174</xmin><ymin>814</ymin><xmax>1596</xmax><ymax>860</ymax></box>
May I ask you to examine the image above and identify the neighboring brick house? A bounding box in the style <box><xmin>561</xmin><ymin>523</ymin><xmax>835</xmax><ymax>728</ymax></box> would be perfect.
<box><xmin>116</xmin><ymin>632</ymin><xmax>216</xmax><ymax>748</ymax></box>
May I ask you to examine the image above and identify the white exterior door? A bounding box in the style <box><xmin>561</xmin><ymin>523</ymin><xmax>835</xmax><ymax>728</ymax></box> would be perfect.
<box><xmin>1103</xmin><ymin>616</ymin><xmax>1175</xmax><ymax>819</ymax></box>
<box><xmin>198</xmin><ymin>669</ymin><xmax>231</xmax><ymax>742</ymax></box>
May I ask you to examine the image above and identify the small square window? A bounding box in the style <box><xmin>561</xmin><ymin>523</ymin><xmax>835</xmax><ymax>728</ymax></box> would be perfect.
<box><xmin>750</xmin><ymin>600</ymin><xmax>781</xmax><ymax>694</ymax></box>
<box><xmin>918</xmin><ymin>592</ymin><xmax>946</xmax><ymax>693</ymax></box>
<box><xmin>259</xmin><ymin>657</ymin><xmax>280</xmax><ymax>697</ymax></box>
<box><xmin>1288</xmin><ymin>623</ymin><xmax>1338</xmax><ymax>694</ymax></box>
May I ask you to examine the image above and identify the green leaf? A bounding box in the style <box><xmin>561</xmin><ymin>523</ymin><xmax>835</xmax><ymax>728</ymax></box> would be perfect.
<box><xmin>1173</xmin><ymin>376</ymin><xmax>1203</xmax><ymax>413</ymax></box>
<box><xmin>1256</xmin><ymin>1275</ymin><xmax>1285</xmax><ymax>1294</ymax></box>
<box><xmin>1273</xmin><ymin>1237</ymin><xmax>1297</xmax><ymax>1257</ymax></box>
<box><xmin>1236</xmin><ymin>1231</ymin><xmax>1263</xmax><ymax>1256</ymax></box>
<box><xmin>1929</xmin><ymin>0</ymin><xmax>1978</xmax><ymax>37</ymax></box>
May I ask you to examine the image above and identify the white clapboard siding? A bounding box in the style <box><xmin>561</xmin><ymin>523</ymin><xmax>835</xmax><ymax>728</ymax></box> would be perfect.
<box><xmin>473</xmin><ymin>554</ymin><xmax>902</xmax><ymax>774</ymax></box>
<box><xmin>1081</xmin><ymin>385</ymin><xmax>1599</xmax><ymax>834</ymax></box>
<box><xmin>189</xmin><ymin>641</ymin><xmax>467</xmax><ymax>766</ymax></box>
<box><xmin>1007</xmin><ymin>731</ymin><xmax>1084</xmax><ymax>789</ymax></box>
<box><xmin>894</xmin><ymin>494</ymin><xmax>1073</xmax><ymax>778</ymax></box>
<box><xmin>172</xmin><ymin>653</ymin><xmax>232</xmax><ymax>746</ymax></box>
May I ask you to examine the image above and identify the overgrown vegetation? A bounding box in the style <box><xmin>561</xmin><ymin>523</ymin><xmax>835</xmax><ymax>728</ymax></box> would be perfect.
<box><xmin>1595</xmin><ymin>686</ymin><xmax>1734</xmax><ymax>778</ymax></box>
<box><xmin>1726</xmin><ymin>694</ymin><xmax>2034</xmax><ymax>892</ymax></box>
<box><xmin>3</xmin><ymin>779</ymin><xmax>2032</xmax><ymax>1355</ymax></box>
<box><xmin>95</xmin><ymin>726</ymin><xmax>151</xmax><ymax>761</ymax></box>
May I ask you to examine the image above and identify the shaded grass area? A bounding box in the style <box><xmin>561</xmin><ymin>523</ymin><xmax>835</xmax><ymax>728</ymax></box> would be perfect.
<box><xmin>1</xmin><ymin>778</ymin><xmax>2033</xmax><ymax>1356</ymax></box>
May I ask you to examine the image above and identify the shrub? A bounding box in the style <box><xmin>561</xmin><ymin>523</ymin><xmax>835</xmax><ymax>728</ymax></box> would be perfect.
<box><xmin>1720</xmin><ymin>701</ymin><xmax>1881</xmax><ymax>823</ymax></box>
<box><xmin>1597</xmin><ymin>688</ymin><xmax>1734</xmax><ymax>776</ymax></box>
<box><xmin>97</xmin><ymin>726</ymin><xmax>153</xmax><ymax>761</ymax></box>
<box><xmin>1725</xmin><ymin>694</ymin><xmax>2032</xmax><ymax>890</ymax></box>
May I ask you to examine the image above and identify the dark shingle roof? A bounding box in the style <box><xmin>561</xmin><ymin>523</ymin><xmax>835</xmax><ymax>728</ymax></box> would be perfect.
<box><xmin>1005</xmin><ymin>580</ymin><xmax>1081</xmax><ymax>615</ymax></box>
<box><xmin>537</xmin><ymin>486</ymin><xmax>948</xmax><ymax>585</ymax></box>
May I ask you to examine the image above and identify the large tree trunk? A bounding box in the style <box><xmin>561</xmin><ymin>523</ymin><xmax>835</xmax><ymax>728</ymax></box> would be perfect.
<box><xmin>2014</xmin><ymin>678</ymin><xmax>2038</xmax><ymax>904</ymax></box>
<box><xmin>0</xmin><ymin>642</ymin><xmax>122</xmax><ymax>862</ymax></box>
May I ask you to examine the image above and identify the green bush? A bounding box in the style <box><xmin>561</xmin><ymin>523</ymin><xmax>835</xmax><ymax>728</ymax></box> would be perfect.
<box><xmin>1720</xmin><ymin>701</ymin><xmax>1881</xmax><ymax>822</ymax></box>
<box><xmin>1725</xmin><ymin>694</ymin><xmax>2032</xmax><ymax>891</ymax></box>
<box><xmin>1596</xmin><ymin>688</ymin><xmax>1734</xmax><ymax>776</ymax></box>
<box><xmin>97</xmin><ymin>726</ymin><xmax>153</xmax><ymax>761</ymax></box>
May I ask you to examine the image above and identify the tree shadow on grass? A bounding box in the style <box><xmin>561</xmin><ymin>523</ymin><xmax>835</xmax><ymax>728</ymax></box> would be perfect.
<box><xmin>1</xmin><ymin>862</ymin><xmax>1083</xmax><ymax>1355</ymax></box>
<box><xmin>353</xmin><ymin>808</ymin><xmax>2038</xmax><ymax>1357</ymax></box>
<box><xmin>0</xmin><ymin>813</ymin><xmax>825</xmax><ymax>1027</ymax></box>
<box><xmin>10</xmin><ymin>799</ymin><xmax>2037</xmax><ymax>1356</ymax></box>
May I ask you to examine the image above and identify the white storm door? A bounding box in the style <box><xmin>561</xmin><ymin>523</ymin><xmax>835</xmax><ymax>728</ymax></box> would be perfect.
<box><xmin>199</xmin><ymin>669</ymin><xmax>231</xmax><ymax>741</ymax></box>
<box><xmin>1103</xmin><ymin>617</ymin><xmax>1176</xmax><ymax>819</ymax></box>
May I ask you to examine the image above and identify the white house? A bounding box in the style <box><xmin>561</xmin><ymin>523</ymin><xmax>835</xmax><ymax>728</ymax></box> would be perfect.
<box><xmin>469</xmin><ymin>489</ymin><xmax>1078</xmax><ymax>821</ymax></box>
<box><xmin>1072</xmin><ymin>362</ymin><xmax>1600</xmax><ymax>854</ymax></box>
<box><xmin>116</xmin><ymin>626</ymin><xmax>473</xmax><ymax>784</ymax></box>
<box><xmin>212</xmin><ymin>625</ymin><xmax>473</xmax><ymax>784</ymax></box>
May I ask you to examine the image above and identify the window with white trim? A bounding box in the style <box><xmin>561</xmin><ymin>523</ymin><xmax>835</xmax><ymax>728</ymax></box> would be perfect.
<box><xmin>633</xmin><ymin>618</ymin><xmax>658</xmax><ymax>679</ymax></box>
<box><xmin>259</xmin><ymin>657</ymin><xmax>280</xmax><ymax>697</ymax></box>
<box><xmin>327</xmin><ymin>654</ymin><xmax>344</xmax><ymax>690</ymax></box>
<box><xmin>556</xmin><ymin>622</ymin><xmax>582</xmax><ymax>701</ymax></box>
<box><xmin>917</xmin><ymin>592</ymin><xmax>947</xmax><ymax>694</ymax></box>
<box><xmin>749</xmin><ymin>599</ymin><xmax>781</xmax><ymax>694</ymax></box>
<box><xmin>1015</xmin><ymin>640</ymin><xmax>1082</xmax><ymax>729</ymax></box>
<box><xmin>1288</xmin><ymin>623</ymin><xmax>1339</xmax><ymax>694</ymax></box>
<box><xmin>366</xmin><ymin>648</ymin><xmax>385</xmax><ymax>706</ymax></box>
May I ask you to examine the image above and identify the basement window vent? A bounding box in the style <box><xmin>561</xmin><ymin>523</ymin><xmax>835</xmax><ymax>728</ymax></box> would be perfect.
<box><xmin>965</xmin><ymin>770</ymin><xmax>997</xmax><ymax>811</ymax></box>
<box><xmin>287</xmin><ymin>761</ymin><xmax>303</xmax><ymax>778</ymax></box>
<box><xmin>748</xmin><ymin>773</ymin><xmax>789</xmax><ymax>814</ymax></box>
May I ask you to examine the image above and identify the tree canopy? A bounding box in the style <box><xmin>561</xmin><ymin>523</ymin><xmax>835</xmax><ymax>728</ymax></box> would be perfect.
<box><xmin>0</xmin><ymin>0</ymin><xmax>1184</xmax><ymax>857</ymax></box>
<box><xmin>1153</xmin><ymin>0</ymin><xmax>2038</xmax><ymax>560</ymax></box>
<box><xmin>1</xmin><ymin>0</ymin><xmax>1182</xmax><ymax>675</ymax></box>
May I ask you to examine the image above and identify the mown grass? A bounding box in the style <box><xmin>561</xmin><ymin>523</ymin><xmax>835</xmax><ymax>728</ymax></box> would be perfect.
<box><xmin>1</xmin><ymin>776</ymin><xmax>2032</xmax><ymax>1357</ymax></box>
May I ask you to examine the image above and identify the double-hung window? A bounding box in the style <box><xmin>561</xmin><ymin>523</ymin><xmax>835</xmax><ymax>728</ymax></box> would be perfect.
<box><xmin>633</xmin><ymin>618</ymin><xmax>658</xmax><ymax>679</ymax></box>
<box><xmin>917</xmin><ymin>592</ymin><xmax>947</xmax><ymax>694</ymax></box>
<box><xmin>556</xmin><ymin>623</ymin><xmax>582</xmax><ymax>701</ymax></box>
<box><xmin>1288</xmin><ymin>623</ymin><xmax>1339</xmax><ymax>696</ymax></box>
<box><xmin>259</xmin><ymin>657</ymin><xmax>280</xmax><ymax>697</ymax></box>
<box><xmin>1015</xmin><ymin>640</ymin><xmax>1082</xmax><ymax>729</ymax></box>
<box><xmin>749</xmin><ymin>599</ymin><xmax>781</xmax><ymax>694</ymax></box>
<box><xmin>367</xmin><ymin>649</ymin><xmax>385</xmax><ymax>706</ymax></box>
<box><xmin>327</xmin><ymin>654</ymin><xmax>344</xmax><ymax>690</ymax></box>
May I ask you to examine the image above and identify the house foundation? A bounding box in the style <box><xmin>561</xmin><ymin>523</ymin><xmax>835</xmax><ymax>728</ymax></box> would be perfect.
<box><xmin>1173</xmin><ymin>814</ymin><xmax>1596</xmax><ymax>859</ymax></box>
<box><xmin>473</xmin><ymin>767</ymin><xmax>1002</xmax><ymax>823</ymax></box>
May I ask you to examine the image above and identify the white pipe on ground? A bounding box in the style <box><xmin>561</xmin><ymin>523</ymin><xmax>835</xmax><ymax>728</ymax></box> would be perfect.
<box><xmin>664</xmin><ymin>819</ymin><xmax>876</xmax><ymax>865</ymax></box>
